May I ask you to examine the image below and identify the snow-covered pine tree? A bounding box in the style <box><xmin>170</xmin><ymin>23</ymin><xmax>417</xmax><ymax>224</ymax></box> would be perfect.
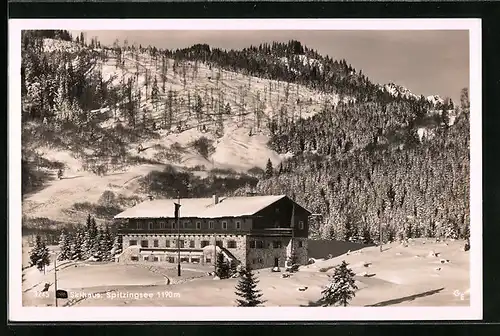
<box><xmin>229</xmin><ymin>259</ymin><xmax>239</xmax><ymax>277</ymax></box>
<box><xmin>83</xmin><ymin>215</ymin><xmax>99</xmax><ymax>259</ymax></box>
<box><xmin>71</xmin><ymin>226</ymin><xmax>85</xmax><ymax>261</ymax></box>
<box><xmin>265</xmin><ymin>158</ymin><xmax>273</xmax><ymax>178</ymax></box>
<box><xmin>90</xmin><ymin>217</ymin><xmax>100</xmax><ymax>257</ymax></box>
<box><xmin>234</xmin><ymin>264</ymin><xmax>266</xmax><ymax>307</ymax></box>
<box><xmin>320</xmin><ymin>260</ymin><xmax>358</xmax><ymax>307</ymax></box>
<box><xmin>99</xmin><ymin>224</ymin><xmax>114</xmax><ymax>261</ymax></box>
<box><xmin>215</xmin><ymin>252</ymin><xmax>230</xmax><ymax>279</ymax></box>
<box><xmin>110</xmin><ymin>234</ymin><xmax>123</xmax><ymax>259</ymax></box>
<box><xmin>444</xmin><ymin>220</ymin><xmax>460</xmax><ymax>240</ymax></box>
<box><xmin>57</xmin><ymin>229</ymin><xmax>72</xmax><ymax>261</ymax></box>
<box><xmin>95</xmin><ymin>228</ymin><xmax>104</xmax><ymax>260</ymax></box>
<box><xmin>29</xmin><ymin>235</ymin><xmax>51</xmax><ymax>272</ymax></box>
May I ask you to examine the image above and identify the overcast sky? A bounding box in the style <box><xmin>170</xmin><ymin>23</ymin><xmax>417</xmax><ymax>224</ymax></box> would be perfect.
<box><xmin>76</xmin><ymin>30</ymin><xmax>469</xmax><ymax>102</ymax></box>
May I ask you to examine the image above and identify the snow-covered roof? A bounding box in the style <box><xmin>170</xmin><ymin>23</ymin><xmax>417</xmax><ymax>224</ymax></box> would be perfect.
<box><xmin>114</xmin><ymin>195</ymin><xmax>302</xmax><ymax>219</ymax></box>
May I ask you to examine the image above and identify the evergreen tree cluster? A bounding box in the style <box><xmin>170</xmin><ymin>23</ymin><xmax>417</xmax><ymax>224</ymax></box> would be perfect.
<box><xmin>22</xmin><ymin>31</ymin><xmax>112</xmax><ymax>122</ymax></box>
<box><xmin>233</xmin><ymin>90</ymin><xmax>470</xmax><ymax>243</ymax></box>
<box><xmin>29</xmin><ymin>235</ymin><xmax>51</xmax><ymax>272</ymax></box>
<box><xmin>57</xmin><ymin>214</ymin><xmax>119</xmax><ymax>262</ymax></box>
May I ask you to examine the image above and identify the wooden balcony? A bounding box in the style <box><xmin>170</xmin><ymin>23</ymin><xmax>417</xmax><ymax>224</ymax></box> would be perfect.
<box><xmin>118</xmin><ymin>227</ymin><xmax>294</xmax><ymax>237</ymax></box>
<box><xmin>248</xmin><ymin>228</ymin><xmax>293</xmax><ymax>236</ymax></box>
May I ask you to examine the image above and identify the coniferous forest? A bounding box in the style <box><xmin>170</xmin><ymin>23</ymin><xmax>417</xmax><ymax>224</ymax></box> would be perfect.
<box><xmin>21</xmin><ymin>30</ymin><xmax>470</xmax><ymax>245</ymax></box>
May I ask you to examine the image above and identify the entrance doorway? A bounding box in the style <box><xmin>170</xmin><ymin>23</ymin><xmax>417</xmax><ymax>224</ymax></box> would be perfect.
<box><xmin>274</xmin><ymin>257</ymin><xmax>279</xmax><ymax>268</ymax></box>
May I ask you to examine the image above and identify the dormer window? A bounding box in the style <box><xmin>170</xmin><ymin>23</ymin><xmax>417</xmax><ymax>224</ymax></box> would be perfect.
<box><xmin>209</xmin><ymin>221</ymin><xmax>214</xmax><ymax>229</ymax></box>
<box><xmin>196</xmin><ymin>221</ymin><xmax>201</xmax><ymax>230</ymax></box>
<box><xmin>222</xmin><ymin>221</ymin><xmax>228</xmax><ymax>230</ymax></box>
<box><xmin>235</xmin><ymin>221</ymin><xmax>241</xmax><ymax>230</ymax></box>
<box><xmin>299</xmin><ymin>221</ymin><xmax>304</xmax><ymax>230</ymax></box>
<box><xmin>148</xmin><ymin>222</ymin><xmax>153</xmax><ymax>230</ymax></box>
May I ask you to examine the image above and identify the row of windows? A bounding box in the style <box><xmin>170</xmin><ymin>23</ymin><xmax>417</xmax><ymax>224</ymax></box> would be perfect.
<box><xmin>129</xmin><ymin>239</ymin><xmax>238</xmax><ymax>249</ymax></box>
<box><xmin>248</xmin><ymin>240</ymin><xmax>304</xmax><ymax>248</ymax></box>
<box><xmin>132</xmin><ymin>220</ymin><xmax>242</xmax><ymax>230</ymax></box>
<box><xmin>131</xmin><ymin>256</ymin><xmax>210</xmax><ymax>263</ymax></box>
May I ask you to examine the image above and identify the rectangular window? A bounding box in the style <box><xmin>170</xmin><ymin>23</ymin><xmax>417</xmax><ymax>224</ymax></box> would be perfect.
<box><xmin>249</xmin><ymin>240</ymin><xmax>256</xmax><ymax>249</ymax></box>
<box><xmin>136</xmin><ymin>222</ymin><xmax>141</xmax><ymax>230</ymax></box>
<box><xmin>299</xmin><ymin>221</ymin><xmax>304</xmax><ymax>230</ymax></box>
<box><xmin>141</xmin><ymin>240</ymin><xmax>149</xmax><ymax>248</ymax></box>
<box><xmin>189</xmin><ymin>240</ymin><xmax>195</xmax><ymax>248</ymax></box>
<box><xmin>298</xmin><ymin>241</ymin><xmax>303</xmax><ymax>248</ymax></box>
<box><xmin>216</xmin><ymin>240</ymin><xmax>223</xmax><ymax>248</ymax></box>
<box><xmin>166</xmin><ymin>240</ymin><xmax>171</xmax><ymax>248</ymax></box>
<box><xmin>256</xmin><ymin>240</ymin><xmax>264</xmax><ymax>249</ymax></box>
<box><xmin>196</xmin><ymin>221</ymin><xmax>201</xmax><ymax>230</ymax></box>
<box><xmin>129</xmin><ymin>240</ymin><xmax>137</xmax><ymax>246</ymax></box>
<box><xmin>153</xmin><ymin>240</ymin><xmax>159</xmax><ymax>247</ymax></box>
<box><xmin>222</xmin><ymin>221</ymin><xmax>227</xmax><ymax>230</ymax></box>
<box><xmin>178</xmin><ymin>240</ymin><xmax>185</xmax><ymax>248</ymax></box>
<box><xmin>209</xmin><ymin>221</ymin><xmax>214</xmax><ymax>229</ymax></box>
<box><xmin>235</xmin><ymin>221</ymin><xmax>241</xmax><ymax>230</ymax></box>
<box><xmin>273</xmin><ymin>240</ymin><xmax>282</xmax><ymax>248</ymax></box>
<box><xmin>227</xmin><ymin>240</ymin><xmax>237</xmax><ymax>248</ymax></box>
<box><xmin>131</xmin><ymin>256</ymin><xmax>139</xmax><ymax>261</ymax></box>
<box><xmin>153</xmin><ymin>256</ymin><xmax>159</xmax><ymax>262</ymax></box>
<box><xmin>205</xmin><ymin>258</ymin><xmax>211</xmax><ymax>263</ymax></box>
<box><xmin>168</xmin><ymin>257</ymin><xmax>175</xmax><ymax>263</ymax></box>
<box><xmin>180</xmin><ymin>256</ymin><xmax>189</xmax><ymax>263</ymax></box>
<box><xmin>144</xmin><ymin>256</ymin><xmax>149</xmax><ymax>261</ymax></box>
<box><xmin>201</xmin><ymin>240</ymin><xmax>210</xmax><ymax>248</ymax></box>
<box><xmin>148</xmin><ymin>222</ymin><xmax>154</xmax><ymax>230</ymax></box>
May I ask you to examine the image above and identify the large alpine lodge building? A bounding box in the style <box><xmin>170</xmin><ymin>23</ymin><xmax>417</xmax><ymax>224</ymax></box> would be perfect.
<box><xmin>113</xmin><ymin>194</ymin><xmax>311</xmax><ymax>269</ymax></box>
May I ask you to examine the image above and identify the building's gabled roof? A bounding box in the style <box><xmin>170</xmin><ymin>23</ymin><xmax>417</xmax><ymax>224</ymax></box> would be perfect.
<box><xmin>114</xmin><ymin>194</ymin><xmax>309</xmax><ymax>220</ymax></box>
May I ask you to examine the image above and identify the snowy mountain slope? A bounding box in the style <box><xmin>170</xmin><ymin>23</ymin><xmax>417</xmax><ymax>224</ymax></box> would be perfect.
<box><xmin>22</xmin><ymin>38</ymin><xmax>344</xmax><ymax>225</ymax></box>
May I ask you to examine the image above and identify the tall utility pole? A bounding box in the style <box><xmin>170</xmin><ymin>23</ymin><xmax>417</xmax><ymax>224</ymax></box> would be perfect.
<box><xmin>175</xmin><ymin>192</ymin><xmax>182</xmax><ymax>277</ymax></box>
<box><xmin>213</xmin><ymin>231</ymin><xmax>217</xmax><ymax>274</ymax></box>
<box><xmin>290</xmin><ymin>203</ymin><xmax>295</xmax><ymax>262</ymax></box>
<box><xmin>54</xmin><ymin>256</ymin><xmax>58</xmax><ymax>307</ymax></box>
<box><xmin>379</xmin><ymin>221</ymin><xmax>383</xmax><ymax>252</ymax></box>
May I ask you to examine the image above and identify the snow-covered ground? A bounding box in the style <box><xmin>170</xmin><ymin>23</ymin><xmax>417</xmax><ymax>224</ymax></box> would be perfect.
<box><xmin>22</xmin><ymin>238</ymin><xmax>469</xmax><ymax>307</ymax></box>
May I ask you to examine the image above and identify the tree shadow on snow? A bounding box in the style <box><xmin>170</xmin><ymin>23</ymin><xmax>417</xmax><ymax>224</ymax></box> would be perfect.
<box><xmin>365</xmin><ymin>287</ymin><xmax>445</xmax><ymax>307</ymax></box>
<box><xmin>60</xmin><ymin>175</ymin><xmax>84</xmax><ymax>180</ymax></box>
<box><xmin>300</xmin><ymin>299</ymin><xmax>324</xmax><ymax>307</ymax></box>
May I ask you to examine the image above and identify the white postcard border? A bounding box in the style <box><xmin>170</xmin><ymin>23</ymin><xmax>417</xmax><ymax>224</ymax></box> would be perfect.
<box><xmin>8</xmin><ymin>18</ymin><xmax>482</xmax><ymax>321</ymax></box>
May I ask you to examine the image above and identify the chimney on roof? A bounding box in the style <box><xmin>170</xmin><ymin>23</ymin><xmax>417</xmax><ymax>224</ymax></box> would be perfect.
<box><xmin>213</xmin><ymin>194</ymin><xmax>219</xmax><ymax>205</ymax></box>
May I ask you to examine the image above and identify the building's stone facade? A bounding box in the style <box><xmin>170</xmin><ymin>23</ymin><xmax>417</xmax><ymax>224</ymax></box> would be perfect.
<box><xmin>120</xmin><ymin>233</ymin><xmax>247</xmax><ymax>266</ymax></box>
<box><xmin>245</xmin><ymin>236</ymin><xmax>308</xmax><ymax>269</ymax></box>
